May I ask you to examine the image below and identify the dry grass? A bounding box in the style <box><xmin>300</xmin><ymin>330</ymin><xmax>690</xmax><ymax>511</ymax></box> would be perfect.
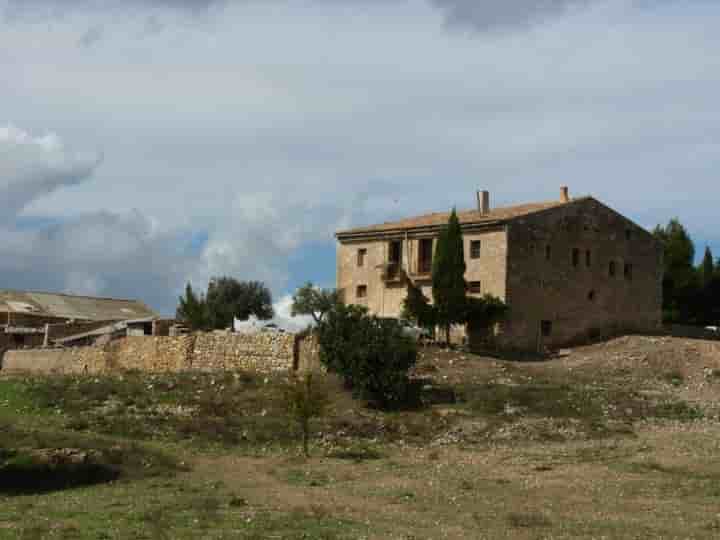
<box><xmin>2</xmin><ymin>335</ymin><xmax>720</xmax><ymax>538</ymax></box>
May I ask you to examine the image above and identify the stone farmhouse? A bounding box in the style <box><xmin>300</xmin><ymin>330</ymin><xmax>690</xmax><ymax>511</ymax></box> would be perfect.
<box><xmin>335</xmin><ymin>187</ymin><xmax>663</xmax><ymax>351</ymax></box>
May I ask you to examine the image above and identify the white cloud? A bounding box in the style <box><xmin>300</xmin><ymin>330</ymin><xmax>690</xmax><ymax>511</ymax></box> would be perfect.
<box><xmin>1</xmin><ymin>0</ymin><xmax>719</xmax><ymax>314</ymax></box>
<box><xmin>271</xmin><ymin>294</ymin><xmax>314</xmax><ymax>332</ymax></box>
<box><xmin>0</xmin><ymin>124</ymin><xmax>101</xmax><ymax>220</ymax></box>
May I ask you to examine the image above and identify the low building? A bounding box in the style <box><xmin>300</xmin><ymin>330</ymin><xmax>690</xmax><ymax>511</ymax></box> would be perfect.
<box><xmin>335</xmin><ymin>187</ymin><xmax>663</xmax><ymax>351</ymax></box>
<box><xmin>0</xmin><ymin>290</ymin><xmax>159</xmax><ymax>352</ymax></box>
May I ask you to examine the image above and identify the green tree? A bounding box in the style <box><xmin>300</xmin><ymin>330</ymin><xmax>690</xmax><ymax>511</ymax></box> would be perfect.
<box><xmin>401</xmin><ymin>280</ymin><xmax>436</xmax><ymax>337</ymax></box>
<box><xmin>283</xmin><ymin>372</ymin><xmax>329</xmax><ymax>457</ymax></box>
<box><xmin>432</xmin><ymin>208</ymin><xmax>467</xmax><ymax>343</ymax></box>
<box><xmin>464</xmin><ymin>294</ymin><xmax>509</xmax><ymax>329</ymax></box>
<box><xmin>291</xmin><ymin>282</ymin><xmax>341</xmax><ymax>325</ymax></box>
<box><xmin>653</xmin><ymin>219</ymin><xmax>700</xmax><ymax>323</ymax></box>
<box><xmin>205</xmin><ymin>277</ymin><xmax>274</xmax><ymax>330</ymax></box>
<box><xmin>701</xmin><ymin>246</ymin><xmax>714</xmax><ymax>287</ymax></box>
<box><xmin>176</xmin><ymin>283</ymin><xmax>209</xmax><ymax>331</ymax></box>
<box><xmin>316</xmin><ymin>303</ymin><xmax>418</xmax><ymax>409</ymax></box>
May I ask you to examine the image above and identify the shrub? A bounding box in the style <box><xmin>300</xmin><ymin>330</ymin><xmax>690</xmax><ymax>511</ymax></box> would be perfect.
<box><xmin>316</xmin><ymin>304</ymin><xmax>418</xmax><ymax>409</ymax></box>
<box><xmin>283</xmin><ymin>372</ymin><xmax>329</xmax><ymax>457</ymax></box>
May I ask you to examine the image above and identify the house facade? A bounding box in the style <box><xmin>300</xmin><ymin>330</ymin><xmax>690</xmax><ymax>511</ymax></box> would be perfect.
<box><xmin>335</xmin><ymin>187</ymin><xmax>663</xmax><ymax>351</ymax></box>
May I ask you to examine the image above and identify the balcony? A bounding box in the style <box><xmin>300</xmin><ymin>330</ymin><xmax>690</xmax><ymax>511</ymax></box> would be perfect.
<box><xmin>381</xmin><ymin>262</ymin><xmax>404</xmax><ymax>283</ymax></box>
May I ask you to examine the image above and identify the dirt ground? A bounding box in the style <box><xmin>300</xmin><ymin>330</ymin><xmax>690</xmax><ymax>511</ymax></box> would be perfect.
<box><xmin>3</xmin><ymin>335</ymin><xmax>720</xmax><ymax>539</ymax></box>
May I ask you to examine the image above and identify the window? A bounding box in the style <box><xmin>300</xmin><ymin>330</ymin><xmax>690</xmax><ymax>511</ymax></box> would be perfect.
<box><xmin>470</xmin><ymin>240</ymin><xmax>481</xmax><ymax>259</ymax></box>
<box><xmin>356</xmin><ymin>285</ymin><xmax>367</xmax><ymax>299</ymax></box>
<box><xmin>418</xmin><ymin>238</ymin><xmax>433</xmax><ymax>274</ymax></box>
<box><xmin>12</xmin><ymin>334</ymin><xmax>25</xmax><ymax>347</ymax></box>
<box><xmin>624</xmin><ymin>263</ymin><xmax>633</xmax><ymax>281</ymax></box>
<box><xmin>387</xmin><ymin>241</ymin><xmax>402</xmax><ymax>279</ymax></box>
<box><xmin>588</xmin><ymin>290</ymin><xmax>596</xmax><ymax>302</ymax></box>
<box><xmin>541</xmin><ymin>320</ymin><xmax>553</xmax><ymax>337</ymax></box>
<box><xmin>545</xmin><ymin>245</ymin><xmax>552</xmax><ymax>261</ymax></box>
<box><xmin>357</xmin><ymin>248</ymin><xmax>367</xmax><ymax>267</ymax></box>
<box><xmin>468</xmin><ymin>281</ymin><xmax>481</xmax><ymax>294</ymax></box>
<box><xmin>625</xmin><ymin>229</ymin><xmax>633</xmax><ymax>241</ymax></box>
<box><xmin>572</xmin><ymin>248</ymin><xmax>580</xmax><ymax>268</ymax></box>
<box><xmin>609</xmin><ymin>261</ymin><xmax>616</xmax><ymax>277</ymax></box>
<box><xmin>585</xmin><ymin>250</ymin><xmax>592</xmax><ymax>267</ymax></box>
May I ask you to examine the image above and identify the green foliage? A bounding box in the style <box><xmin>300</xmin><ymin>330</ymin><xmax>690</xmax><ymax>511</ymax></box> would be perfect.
<box><xmin>176</xmin><ymin>283</ymin><xmax>210</xmax><ymax>331</ymax></box>
<box><xmin>653</xmin><ymin>219</ymin><xmax>700</xmax><ymax>323</ymax></box>
<box><xmin>702</xmin><ymin>246</ymin><xmax>715</xmax><ymax>287</ymax></box>
<box><xmin>316</xmin><ymin>303</ymin><xmax>418</xmax><ymax>409</ymax></box>
<box><xmin>291</xmin><ymin>282</ymin><xmax>341</xmax><ymax>324</ymax></box>
<box><xmin>401</xmin><ymin>280</ymin><xmax>436</xmax><ymax>335</ymax></box>
<box><xmin>464</xmin><ymin>294</ymin><xmax>509</xmax><ymax>329</ymax></box>
<box><xmin>283</xmin><ymin>372</ymin><xmax>330</xmax><ymax>457</ymax></box>
<box><xmin>432</xmin><ymin>208</ymin><xmax>468</xmax><ymax>342</ymax></box>
<box><xmin>177</xmin><ymin>277</ymin><xmax>274</xmax><ymax>330</ymax></box>
<box><xmin>206</xmin><ymin>277</ymin><xmax>274</xmax><ymax>329</ymax></box>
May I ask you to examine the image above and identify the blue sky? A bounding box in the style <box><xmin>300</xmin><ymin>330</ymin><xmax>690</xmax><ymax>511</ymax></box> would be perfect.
<box><xmin>1</xmin><ymin>0</ymin><xmax>719</xmax><ymax>316</ymax></box>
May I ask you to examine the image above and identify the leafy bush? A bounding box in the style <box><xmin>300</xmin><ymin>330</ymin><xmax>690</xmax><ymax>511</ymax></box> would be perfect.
<box><xmin>283</xmin><ymin>372</ymin><xmax>329</xmax><ymax>457</ymax></box>
<box><xmin>316</xmin><ymin>304</ymin><xmax>418</xmax><ymax>409</ymax></box>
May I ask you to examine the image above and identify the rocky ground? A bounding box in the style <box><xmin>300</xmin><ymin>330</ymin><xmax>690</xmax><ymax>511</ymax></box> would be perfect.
<box><xmin>2</xmin><ymin>335</ymin><xmax>720</xmax><ymax>539</ymax></box>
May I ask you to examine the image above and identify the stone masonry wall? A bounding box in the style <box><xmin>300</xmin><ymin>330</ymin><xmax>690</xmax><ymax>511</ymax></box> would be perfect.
<box><xmin>1</xmin><ymin>331</ymin><xmax>312</xmax><ymax>375</ymax></box>
<box><xmin>336</xmin><ymin>227</ymin><xmax>508</xmax><ymax>319</ymax></box>
<box><xmin>502</xmin><ymin>198</ymin><xmax>663</xmax><ymax>350</ymax></box>
<box><xmin>192</xmin><ymin>332</ymin><xmax>294</xmax><ymax>372</ymax></box>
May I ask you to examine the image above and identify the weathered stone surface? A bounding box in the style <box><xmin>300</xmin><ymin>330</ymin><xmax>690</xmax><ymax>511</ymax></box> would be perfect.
<box><xmin>336</xmin><ymin>196</ymin><xmax>663</xmax><ymax>350</ymax></box>
<box><xmin>1</xmin><ymin>331</ymin><xmax>317</xmax><ymax>375</ymax></box>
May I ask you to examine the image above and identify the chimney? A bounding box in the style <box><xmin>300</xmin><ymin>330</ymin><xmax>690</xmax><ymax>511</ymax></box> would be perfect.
<box><xmin>477</xmin><ymin>190</ymin><xmax>490</xmax><ymax>215</ymax></box>
<box><xmin>560</xmin><ymin>186</ymin><xmax>569</xmax><ymax>203</ymax></box>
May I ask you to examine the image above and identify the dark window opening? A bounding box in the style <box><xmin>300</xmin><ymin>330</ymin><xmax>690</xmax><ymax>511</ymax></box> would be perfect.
<box><xmin>585</xmin><ymin>250</ymin><xmax>591</xmax><ymax>267</ymax></box>
<box><xmin>387</xmin><ymin>241</ymin><xmax>402</xmax><ymax>279</ymax></box>
<box><xmin>609</xmin><ymin>261</ymin><xmax>617</xmax><ymax>277</ymax></box>
<box><xmin>418</xmin><ymin>238</ymin><xmax>433</xmax><ymax>274</ymax></box>
<box><xmin>545</xmin><ymin>245</ymin><xmax>552</xmax><ymax>261</ymax></box>
<box><xmin>572</xmin><ymin>248</ymin><xmax>580</xmax><ymax>268</ymax></box>
<box><xmin>470</xmin><ymin>240</ymin><xmax>481</xmax><ymax>259</ymax></box>
<box><xmin>541</xmin><ymin>320</ymin><xmax>553</xmax><ymax>337</ymax></box>
<box><xmin>588</xmin><ymin>290</ymin><xmax>596</xmax><ymax>302</ymax></box>
<box><xmin>625</xmin><ymin>229</ymin><xmax>632</xmax><ymax>241</ymax></box>
<box><xmin>356</xmin><ymin>285</ymin><xmax>367</xmax><ymax>299</ymax></box>
<box><xmin>468</xmin><ymin>281</ymin><xmax>481</xmax><ymax>294</ymax></box>
<box><xmin>624</xmin><ymin>263</ymin><xmax>633</xmax><ymax>280</ymax></box>
<box><xmin>12</xmin><ymin>334</ymin><xmax>25</xmax><ymax>346</ymax></box>
<box><xmin>357</xmin><ymin>248</ymin><xmax>366</xmax><ymax>267</ymax></box>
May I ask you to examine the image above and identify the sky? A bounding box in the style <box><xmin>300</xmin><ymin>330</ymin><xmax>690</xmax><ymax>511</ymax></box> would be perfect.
<box><xmin>1</xmin><ymin>0</ymin><xmax>719</xmax><ymax>317</ymax></box>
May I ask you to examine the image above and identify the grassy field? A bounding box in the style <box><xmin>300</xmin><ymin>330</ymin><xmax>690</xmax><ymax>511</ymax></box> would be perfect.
<box><xmin>2</xmin><ymin>335</ymin><xmax>720</xmax><ymax>539</ymax></box>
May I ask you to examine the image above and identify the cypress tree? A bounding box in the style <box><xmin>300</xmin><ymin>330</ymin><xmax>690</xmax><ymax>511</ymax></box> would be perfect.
<box><xmin>432</xmin><ymin>208</ymin><xmax>467</xmax><ymax>343</ymax></box>
<box><xmin>702</xmin><ymin>246</ymin><xmax>714</xmax><ymax>287</ymax></box>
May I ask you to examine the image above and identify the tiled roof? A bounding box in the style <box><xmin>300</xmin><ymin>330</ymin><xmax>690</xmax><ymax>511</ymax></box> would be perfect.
<box><xmin>0</xmin><ymin>290</ymin><xmax>158</xmax><ymax>321</ymax></box>
<box><xmin>337</xmin><ymin>198</ymin><xmax>586</xmax><ymax>237</ymax></box>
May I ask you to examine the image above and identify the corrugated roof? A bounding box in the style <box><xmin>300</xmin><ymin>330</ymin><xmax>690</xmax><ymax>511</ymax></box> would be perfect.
<box><xmin>0</xmin><ymin>290</ymin><xmax>158</xmax><ymax>321</ymax></box>
<box><xmin>337</xmin><ymin>198</ymin><xmax>587</xmax><ymax>237</ymax></box>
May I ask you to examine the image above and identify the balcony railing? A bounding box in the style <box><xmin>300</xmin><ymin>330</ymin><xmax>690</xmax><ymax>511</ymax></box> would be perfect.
<box><xmin>381</xmin><ymin>262</ymin><xmax>402</xmax><ymax>282</ymax></box>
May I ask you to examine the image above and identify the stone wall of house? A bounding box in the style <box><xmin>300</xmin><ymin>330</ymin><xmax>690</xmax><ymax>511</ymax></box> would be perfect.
<box><xmin>501</xmin><ymin>198</ymin><xmax>663</xmax><ymax>351</ymax></box>
<box><xmin>336</xmin><ymin>227</ymin><xmax>508</xmax><ymax>319</ymax></box>
<box><xmin>1</xmin><ymin>331</ymin><xmax>313</xmax><ymax>375</ymax></box>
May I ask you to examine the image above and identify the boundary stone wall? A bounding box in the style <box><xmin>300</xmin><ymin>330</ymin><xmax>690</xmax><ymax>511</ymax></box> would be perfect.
<box><xmin>1</xmin><ymin>331</ymin><xmax>318</xmax><ymax>375</ymax></box>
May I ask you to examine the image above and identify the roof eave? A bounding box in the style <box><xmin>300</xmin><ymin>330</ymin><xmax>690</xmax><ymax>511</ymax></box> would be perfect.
<box><xmin>336</xmin><ymin>219</ymin><xmax>507</xmax><ymax>241</ymax></box>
